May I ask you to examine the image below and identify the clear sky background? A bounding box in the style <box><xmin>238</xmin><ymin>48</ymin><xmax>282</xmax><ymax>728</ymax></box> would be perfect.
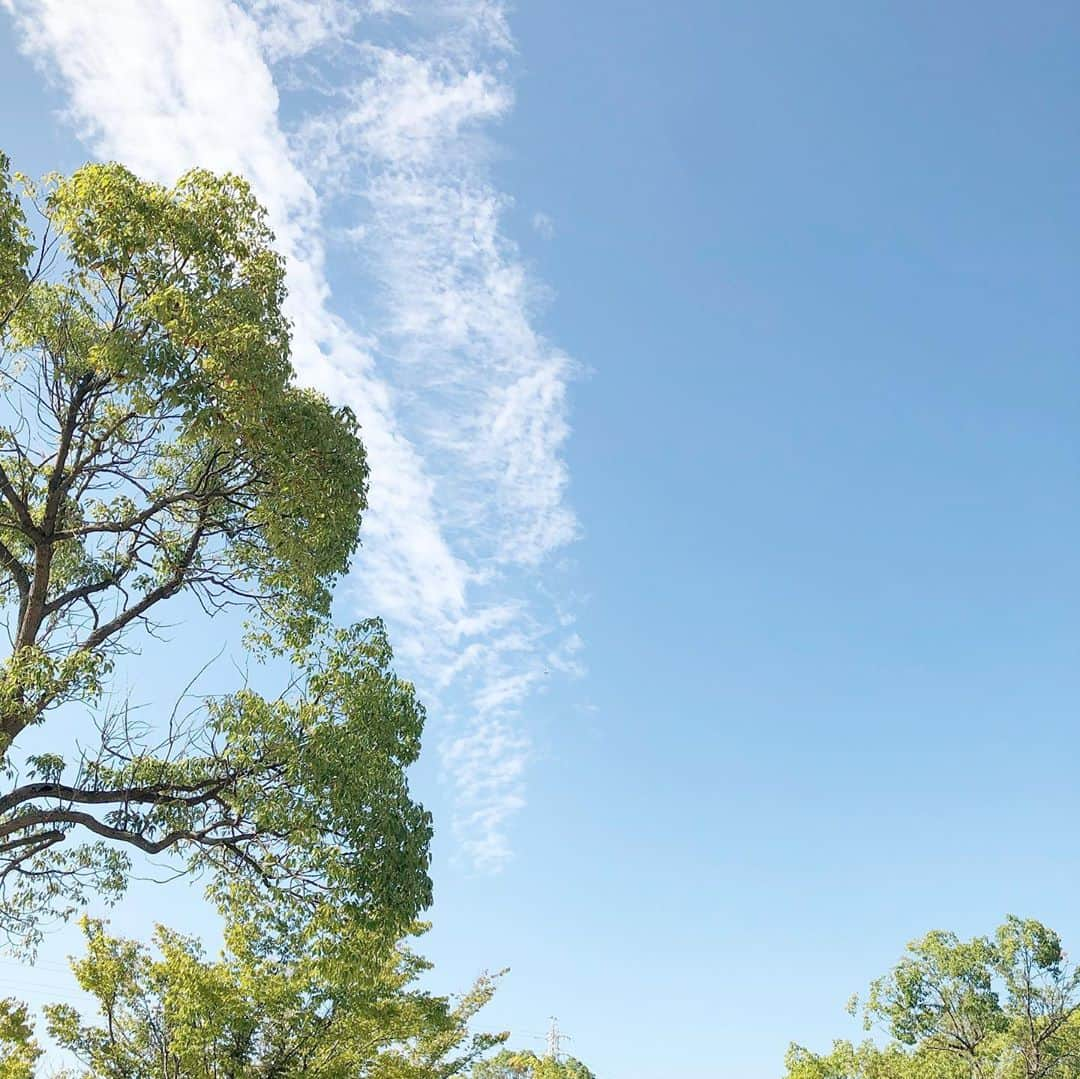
<box><xmin>3</xmin><ymin>2</ymin><xmax>1080</xmax><ymax>1077</ymax></box>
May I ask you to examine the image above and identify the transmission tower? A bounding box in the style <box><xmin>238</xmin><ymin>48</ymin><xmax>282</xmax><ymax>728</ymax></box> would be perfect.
<box><xmin>545</xmin><ymin>1016</ymin><xmax>571</xmax><ymax>1060</ymax></box>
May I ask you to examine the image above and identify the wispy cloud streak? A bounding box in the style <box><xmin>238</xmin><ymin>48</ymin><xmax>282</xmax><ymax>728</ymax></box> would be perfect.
<box><xmin>4</xmin><ymin>0</ymin><xmax>577</xmax><ymax>869</ymax></box>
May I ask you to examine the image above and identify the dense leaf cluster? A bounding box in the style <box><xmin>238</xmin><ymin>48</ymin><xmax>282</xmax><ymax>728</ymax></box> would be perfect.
<box><xmin>472</xmin><ymin>1050</ymin><xmax>597</xmax><ymax>1079</ymax></box>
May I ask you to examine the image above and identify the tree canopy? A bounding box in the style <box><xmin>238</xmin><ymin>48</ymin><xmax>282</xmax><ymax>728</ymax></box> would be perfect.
<box><xmin>28</xmin><ymin>915</ymin><xmax>504</xmax><ymax>1079</ymax></box>
<box><xmin>785</xmin><ymin>916</ymin><xmax>1080</xmax><ymax>1079</ymax></box>
<box><xmin>0</xmin><ymin>152</ymin><xmax>432</xmax><ymax>950</ymax></box>
<box><xmin>471</xmin><ymin>1050</ymin><xmax>596</xmax><ymax>1079</ymax></box>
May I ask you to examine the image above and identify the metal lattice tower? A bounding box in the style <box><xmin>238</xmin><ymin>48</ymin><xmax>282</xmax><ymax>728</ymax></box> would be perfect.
<box><xmin>545</xmin><ymin>1016</ymin><xmax>571</xmax><ymax>1060</ymax></box>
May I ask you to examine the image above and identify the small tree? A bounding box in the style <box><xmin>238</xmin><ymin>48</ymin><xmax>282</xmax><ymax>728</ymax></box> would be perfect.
<box><xmin>785</xmin><ymin>916</ymin><xmax>1080</xmax><ymax>1079</ymax></box>
<box><xmin>0</xmin><ymin>152</ymin><xmax>431</xmax><ymax>949</ymax></box>
<box><xmin>471</xmin><ymin>1050</ymin><xmax>596</xmax><ymax>1079</ymax></box>
<box><xmin>34</xmin><ymin>915</ymin><xmax>506</xmax><ymax>1078</ymax></box>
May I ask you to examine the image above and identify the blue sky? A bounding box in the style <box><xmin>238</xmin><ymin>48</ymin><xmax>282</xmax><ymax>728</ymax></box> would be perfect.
<box><xmin>3</xmin><ymin>2</ymin><xmax>1080</xmax><ymax>1077</ymax></box>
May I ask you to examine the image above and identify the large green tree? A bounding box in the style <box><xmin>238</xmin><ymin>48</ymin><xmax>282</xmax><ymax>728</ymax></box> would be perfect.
<box><xmin>785</xmin><ymin>916</ymin><xmax>1080</xmax><ymax>1079</ymax></box>
<box><xmin>0</xmin><ymin>152</ymin><xmax>431</xmax><ymax>949</ymax></box>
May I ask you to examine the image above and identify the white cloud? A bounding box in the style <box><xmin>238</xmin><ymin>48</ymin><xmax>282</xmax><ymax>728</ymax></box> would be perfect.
<box><xmin>241</xmin><ymin>0</ymin><xmax>360</xmax><ymax>60</ymax></box>
<box><xmin>5</xmin><ymin>0</ymin><xmax>578</xmax><ymax>869</ymax></box>
<box><xmin>442</xmin><ymin>716</ymin><xmax>529</xmax><ymax>871</ymax></box>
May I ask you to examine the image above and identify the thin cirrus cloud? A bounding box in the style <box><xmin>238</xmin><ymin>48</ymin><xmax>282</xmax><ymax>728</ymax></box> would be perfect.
<box><xmin>3</xmin><ymin>0</ymin><xmax>579</xmax><ymax>871</ymax></box>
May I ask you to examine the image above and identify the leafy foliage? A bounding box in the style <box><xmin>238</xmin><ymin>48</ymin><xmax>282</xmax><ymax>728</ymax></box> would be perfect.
<box><xmin>785</xmin><ymin>916</ymin><xmax>1080</xmax><ymax>1079</ymax></box>
<box><xmin>0</xmin><ymin>154</ymin><xmax>431</xmax><ymax>950</ymax></box>
<box><xmin>37</xmin><ymin>915</ymin><xmax>506</xmax><ymax>1079</ymax></box>
<box><xmin>471</xmin><ymin>1050</ymin><xmax>596</xmax><ymax>1079</ymax></box>
<box><xmin>0</xmin><ymin>998</ymin><xmax>39</xmax><ymax>1079</ymax></box>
